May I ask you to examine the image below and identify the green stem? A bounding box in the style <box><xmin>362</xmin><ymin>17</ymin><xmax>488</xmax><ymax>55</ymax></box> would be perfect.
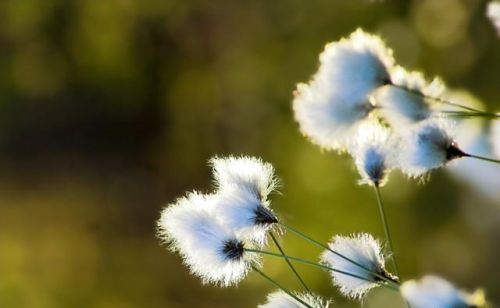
<box><xmin>276</xmin><ymin>222</ymin><xmax>400</xmax><ymax>286</ymax></box>
<box><xmin>439</xmin><ymin>111</ymin><xmax>500</xmax><ymax>119</ymax></box>
<box><xmin>269</xmin><ymin>231</ymin><xmax>310</xmax><ymax>292</ymax></box>
<box><xmin>251</xmin><ymin>265</ymin><xmax>313</xmax><ymax>308</ymax></box>
<box><xmin>465</xmin><ymin>153</ymin><xmax>500</xmax><ymax>164</ymax></box>
<box><xmin>374</xmin><ymin>185</ymin><xmax>401</xmax><ymax>279</ymax></box>
<box><xmin>389</xmin><ymin>84</ymin><xmax>483</xmax><ymax>113</ymax></box>
<box><xmin>247</xmin><ymin>249</ymin><xmax>399</xmax><ymax>290</ymax></box>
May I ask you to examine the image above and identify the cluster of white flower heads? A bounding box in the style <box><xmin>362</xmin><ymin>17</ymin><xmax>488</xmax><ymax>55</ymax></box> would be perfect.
<box><xmin>259</xmin><ymin>291</ymin><xmax>331</xmax><ymax>308</ymax></box>
<box><xmin>320</xmin><ymin>233</ymin><xmax>395</xmax><ymax>299</ymax></box>
<box><xmin>401</xmin><ymin>275</ymin><xmax>485</xmax><ymax>308</ymax></box>
<box><xmin>293</xmin><ymin>29</ymin><xmax>393</xmax><ymax>151</ymax></box>
<box><xmin>157</xmin><ymin>156</ymin><xmax>281</xmax><ymax>286</ymax></box>
<box><xmin>293</xmin><ymin>28</ymin><xmax>468</xmax><ymax>183</ymax></box>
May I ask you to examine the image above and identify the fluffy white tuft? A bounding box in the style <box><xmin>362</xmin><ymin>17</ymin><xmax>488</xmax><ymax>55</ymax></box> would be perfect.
<box><xmin>209</xmin><ymin>156</ymin><xmax>279</xmax><ymax>245</ymax></box>
<box><xmin>374</xmin><ymin>86</ymin><xmax>433</xmax><ymax>126</ymax></box>
<box><xmin>210</xmin><ymin>155</ymin><xmax>279</xmax><ymax>201</ymax></box>
<box><xmin>388</xmin><ymin>66</ymin><xmax>445</xmax><ymax>98</ymax></box>
<box><xmin>401</xmin><ymin>275</ymin><xmax>486</xmax><ymax>308</ymax></box>
<box><xmin>156</xmin><ymin>191</ymin><xmax>256</xmax><ymax>287</ymax></box>
<box><xmin>399</xmin><ymin>118</ymin><xmax>460</xmax><ymax>178</ymax></box>
<box><xmin>320</xmin><ymin>233</ymin><xmax>393</xmax><ymax>299</ymax></box>
<box><xmin>213</xmin><ymin>187</ymin><xmax>278</xmax><ymax>246</ymax></box>
<box><xmin>492</xmin><ymin>119</ymin><xmax>500</xmax><ymax>159</ymax></box>
<box><xmin>348</xmin><ymin>122</ymin><xmax>396</xmax><ymax>186</ymax></box>
<box><xmin>293</xmin><ymin>29</ymin><xmax>394</xmax><ymax>151</ymax></box>
<box><xmin>487</xmin><ymin>1</ymin><xmax>500</xmax><ymax>36</ymax></box>
<box><xmin>373</xmin><ymin>67</ymin><xmax>446</xmax><ymax>127</ymax></box>
<box><xmin>258</xmin><ymin>291</ymin><xmax>331</xmax><ymax>308</ymax></box>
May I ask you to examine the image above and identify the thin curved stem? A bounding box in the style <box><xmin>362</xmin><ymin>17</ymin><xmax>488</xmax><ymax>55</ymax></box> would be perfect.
<box><xmin>247</xmin><ymin>249</ymin><xmax>400</xmax><ymax>291</ymax></box>
<box><xmin>439</xmin><ymin>110</ymin><xmax>500</xmax><ymax>119</ymax></box>
<box><xmin>277</xmin><ymin>222</ymin><xmax>399</xmax><ymax>286</ymax></box>
<box><xmin>269</xmin><ymin>231</ymin><xmax>310</xmax><ymax>292</ymax></box>
<box><xmin>389</xmin><ymin>84</ymin><xmax>484</xmax><ymax>113</ymax></box>
<box><xmin>465</xmin><ymin>153</ymin><xmax>500</xmax><ymax>164</ymax></box>
<box><xmin>251</xmin><ymin>265</ymin><xmax>313</xmax><ymax>308</ymax></box>
<box><xmin>374</xmin><ymin>185</ymin><xmax>401</xmax><ymax>279</ymax></box>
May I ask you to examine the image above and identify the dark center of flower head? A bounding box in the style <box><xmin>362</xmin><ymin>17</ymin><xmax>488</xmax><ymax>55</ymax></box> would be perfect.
<box><xmin>446</xmin><ymin>143</ymin><xmax>468</xmax><ymax>161</ymax></box>
<box><xmin>253</xmin><ymin>205</ymin><xmax>278</xmax><ymax>225</ymax></box>
<box><xmin>222</xmin><ymin>239</ymin><xmax>245</xmax><ymax>261</ymax></box>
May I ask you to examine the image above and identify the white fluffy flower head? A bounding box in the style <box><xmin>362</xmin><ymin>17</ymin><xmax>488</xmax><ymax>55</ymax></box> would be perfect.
<box><xmin>320</xmin><ymin>233</ymin><xmax>396</xmax><ymax>299</ymax></box>
<box><xmin>210</xmin><ymin>155</ymin><xmax>279</xmax><ymax>201</ymax></box>
<box><xmin>487</xmin><ymin>1</ymin><xmax>500</xmax><ymax>36</ymax></box>
<box><xmin>210</xmin><ymin>156</ymin><xmax>279</xmax><ymax>245</ymax></box>
<box><xmin>492</xmin><ymin>120</ymin><xmax>500</xmax><ymax>159</ymax></box>
<box><xmin>213</xmin><ymin>186</ymin><xmax>278</xmax><ymax>246</ymax></box>
<box><xmin>401</xmin><ymin>275</ymin><xmax>486</xmax><ymax>308</ymax></box>
<box><xmin>349</xmin><ymin>122</ymin><xmax>396</xmax><ymax>186</ymax></box>
<box><xmin>293</xmin><ymin>29</ymin><xmax>395</xmax><ymax>151</ymax></box>
<box><xmin>373</xmin><ymin>67</ymin><xmax>445</xmax><ymax>127</ymax></box>
<box><xmin>259</xmin><ymin>291</ymin><xmax>331</xmax><ymax>308</ymax></box>
<box><xmin>399</xmin><ymin>119</ymin><xmax>465</xmax><ymax>178</ymax></box>
<box><xmin>156</xmin><ymin>191</ymin><xmax>257</xmax><ymax>286</ymax></box>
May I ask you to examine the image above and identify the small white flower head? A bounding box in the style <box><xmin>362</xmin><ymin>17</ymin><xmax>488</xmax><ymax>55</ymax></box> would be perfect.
<box><xmin>348</xmin><ymin>122</ymin><xmax>396</xmax><ymax>186</ymax></box>
<box><xmin>320</xmin><ymin>233</ymin><xmax>397</xmax><ymax>300</ymax></box>
<box><xmin>156</xmin><ymin>191</ymin><xmax>257</xmax><ymax>287</ymax></box>
<box><xmin>373</xmin><ymin>67</ymin><xmax>445</xmax><ymax>127</ymax></box>
<box><xmin>401</xmin><ymin>275</ymin><xmax>486</xmax><ymax>308</ymax></box>
<box><xmin>210</xmin><ymin>155</ymin><xmax>279</xmax><ymax>201</ymax></box>
<box><xmin>293</xmin><ymin>29</ymin><xmax>395</xmax><ymax>151</ymax></box>
<box><xmin>214</xmin><ymin>187</ymin><xmax>278</xmax><ymax>246</ymax></box>
<box><xmin>259</xmin><ymin>291</ymin><xmax>331</xmax><ymax>308</ymax></box>
<box><xmin>210</xmin><ymin>156</ymin><xmax>279</xmax><ymax>245</ymax></box>
<box><xmin>492</xmin><ymin>119</ymin><xmax>500</xmax><ymax>158</ymax></box>
<box><xmin>399</xmin><ymin>118</ymin><xmax>466</xmax><ymax>178</ymax></box>
<box><xmin>487</xmin><ymin>1</ymin><xmax>500</xmax><ymax>36</ymax></box>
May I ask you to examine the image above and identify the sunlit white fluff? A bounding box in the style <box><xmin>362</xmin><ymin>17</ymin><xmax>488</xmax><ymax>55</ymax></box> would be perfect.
<box><xmin>373</xmin><ymin>67</ymin><xmax>445</xmax><ymax>127</ymax></box>
<box><xmin>259</xmin><ymin>291</ymin><xmax>331</xmax><ymax>308</ymax></box>
<box><xmin>401</xmin><ymin>275</ymin><xmax>486</xmax><ymax>308</ymax></box>
<box><xmin>320</xmin><ymin>233</ymin><xmax>395</xmax><ymax>299</ymax></box>
<box><xmin>399</xmin><ymin>118</ymin><xmax>463</xmax><ymax>178</ymax></box>
<box><xmin>487</xmin><ymin>1</ymin><xmax>500</xmax><ymax>36</ymax></box>
<box><xmin>293</xmin><ymin>29</ymin><xmax>395</xmax><ymax>151</ymax></box>
<box><xmin>388</xmin><ymin>66</ymin><xmax>445</xmax><ymax>98</ymax></box>
<box><xmin>210</xmin><ymin>156</ymin><xmax>279</xmax><ymax>245</ymax></box>
<box><xmin>157</xmin><ymin>191</ymin><xmax>256</xmax><ymax>286</ymax></box>
<box><xmin>210</xmin><ymin>156</ymin><xmax>279</xmax><ymax>201</ymax></box>
<box><xmin>348</xmin><ymin>122</ymin><xmax>396</xmax><ymax>186</ymax></box>
<box><xmin>492</xmin><ymin>120</ymin><xmax>500</xmax><ymax>158</ymax></box>
<box><xmin>213</xmin><ymin>186</ymin><xmax>278</xmax><ymax>246</ymax></box>
<box><xmin>444</xmin><ymin>92</ymin><xmax>500</xmax><ymax>201</ymax></box>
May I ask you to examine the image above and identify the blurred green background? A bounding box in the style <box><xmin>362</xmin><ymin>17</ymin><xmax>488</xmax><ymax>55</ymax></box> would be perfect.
<box><xmin>0</xmin><ymin>0</ymin><xmax>499</xmax><ymax>307</ymax></box>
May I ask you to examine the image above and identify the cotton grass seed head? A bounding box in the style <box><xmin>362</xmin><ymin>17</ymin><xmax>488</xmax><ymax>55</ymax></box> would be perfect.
<box><xmin>348</xmin><ymin>122</ymin><xmax>396</xmax><ymax>186</ymax></box>
<box><xmin>492</xmin><ymin>120</ymin><xmax>500</xmax><ymax>159</ymax></box>
<box><xmin>259</xmin><ymin>291</ymin><xmax>331</xmax><ymax>308</ymax></box>
<box><xmin>487</xmin><ymin>1</ymin><xmax>500</xmax><ymax>36</ymax></box>
<box><xmin>293</xmin><ymin>29</ymin><xmax>394</xmax><ymax>151</ymax></box>
<box><xmin>210</xmin><ymin>155</ymin><xmax>279</xmax><ymax>201</ymax></box>
<box><xmin>213</xmin><ymin>186</ymin><xmax>278</xmax><ymax>246</ymax></box>
<box><xmin>399</xmin><ymin>118</ymin><xmax>465</xmax><ymax>178</ymax></box>
<box><xmin>401</xmin><ymin>275</ymin><xmax>486</xmax><ymax>308</ymax></box>
<box><xmin>210</xmin><ymin>156</ymin><xmax>279</xmax><ymax>245</ymax></box>
<box><xmin>156</xmin><ymin>191</ymin><xmax>257</xmax><ymax>287</ymax></box>
<box><xmin>320</xmin><ymin>233</ymin><xmax>396</xmax><ymax>300</ymax></box>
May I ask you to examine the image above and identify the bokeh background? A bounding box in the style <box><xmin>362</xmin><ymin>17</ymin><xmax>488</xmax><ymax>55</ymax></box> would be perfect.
<box><xmin>0</xmin><ymin>0</ymin><xmax>499</xmax><ymax>307</ymax></box>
